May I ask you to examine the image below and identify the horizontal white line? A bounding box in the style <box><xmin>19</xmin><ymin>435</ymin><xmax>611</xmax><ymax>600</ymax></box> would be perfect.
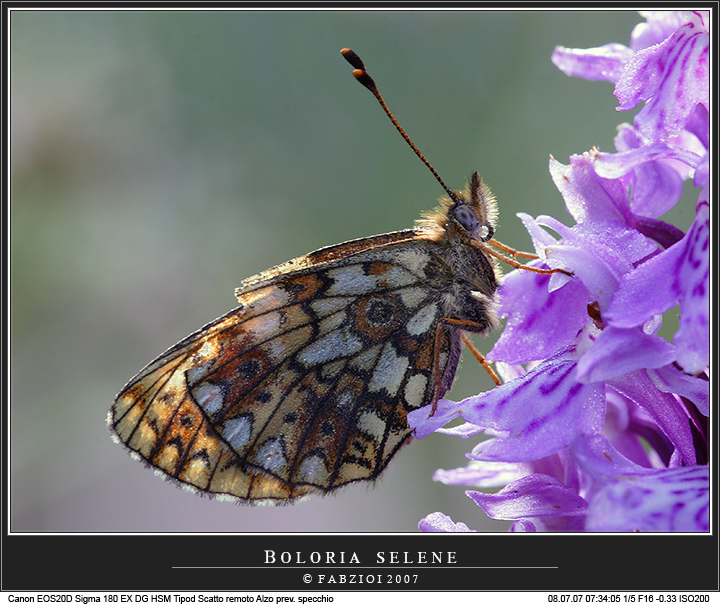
<box><xmin>172</xmin><ymin>566</ymin><xmax>559</xmax><ymax>569</ymax></box>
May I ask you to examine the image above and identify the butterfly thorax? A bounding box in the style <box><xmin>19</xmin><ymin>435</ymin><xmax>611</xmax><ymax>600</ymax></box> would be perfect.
<box><xmin>416</xmin><ymin>171</ymin><xmax>500</xmax><ymax>334</ymax></box>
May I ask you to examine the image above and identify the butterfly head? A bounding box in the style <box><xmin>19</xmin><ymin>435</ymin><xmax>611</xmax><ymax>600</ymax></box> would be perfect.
<box><xmin>418</xmin><ymin>171</ymin><xmax>498</xmax><ymax>244</ymax></box>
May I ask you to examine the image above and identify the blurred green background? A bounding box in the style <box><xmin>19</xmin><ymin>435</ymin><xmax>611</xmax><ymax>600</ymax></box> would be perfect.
<box><xmin>12</xmin><ymin>9</ymin><xmax>646</xmax><ymax>532</ymax></box>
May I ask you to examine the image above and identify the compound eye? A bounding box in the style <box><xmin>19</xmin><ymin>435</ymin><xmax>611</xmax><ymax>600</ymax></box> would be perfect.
<box><xmin>454</xmin><ymin>205</ymin><xmax>479</xmax><ymax>231</ymax></box>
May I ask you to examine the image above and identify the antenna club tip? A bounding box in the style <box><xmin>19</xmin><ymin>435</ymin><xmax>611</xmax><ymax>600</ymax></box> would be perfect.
<box><xmin>341</xmin><ymin>48</ymin><xmax>365</xmax><ymax>71</ymax></box>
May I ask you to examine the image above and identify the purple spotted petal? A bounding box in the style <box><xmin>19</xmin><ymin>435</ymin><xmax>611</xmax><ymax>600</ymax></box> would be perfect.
<box><xmin>591</xmin><ymin>144</ymin><xmax>701</xmax><ymax>215</ymax></box>
<box><xmin>433</xmin><ymin>459</ymin><xmax>528</xmax><ymax>488</ymax></box>
<box><xmin>522</xmin><ymin>214</ymin><xmax>655</xmax><ymax>312</ymax></box>
<box><xmin>609</xmin><ymin>371</ymin><xmax>697</xmax><ymax>466</ymax></box>
<box><xmin>467</xmin><ymin>445</ymin><xmax>583</xmax><ymax>491</ymax></box>
<box><xmin>515</xmin><ymin>209</ymin><xmax>562</xmax><ymax>254</ymax></box>
<box><xmin>615</xmin><ymin>14</ymin><xmax>709</xmax><ymax>143</ymax></box>
<box><xmin>510</xmin><ymin>517</ymin><xmax>586</xmax><ymax>532</ymax></box>
<box><xmin>592</xmin><ymin>141</ymin><xmax>702</xmax><ymax>180</ymax></box>
<box><xmin>434</xmin><ymin>421</ymin><xmax>485</xmax><ymax>438</ymax></box>
<box><xmin>626</xmin><ymin>160</ymin><xmax>683</xmax><ymax>218</ymax></box>
<box><xmin>694</xmin><ymin>153</ymin><xmax>709</xmax><ymax>208</ymax></box>
<box><xmin>673</xmin><ymin>203</ymin><xmax>709</xmax><ymax>372</ymax></box>
<box><xmin>571</xmin><ymin>433</ymin><xmax>656</xmax><ymax>482</ymax></box>
<box><xmin>647</xmin><ymin>364</ymin><xmax>709</xmax><ymax>416</ymax></box>
<box><xmin>418</xmin><ymin>512</ymin><xmax>475</xmax><ymax>533</ymax></box>
<box><xmin>608</xmin><ymin>387</ymin><xmax>680</xmax><ymax>468</ymax></box>
<box><xmin>460</xmin><ymin>346</ymin><xmax>605</xmax><ymax>461</ymax></box>
<box><xmin>407</xmin><ymin>397</ymin><xmax>461</xmax><ymax>439</ymax></box>
<box><xmin>552</xmin><ymin>43</ymin><xmax>634</xmax><ymax>82</ymax></box>
<box><xmin>606</xmin><ymin>202</ymin><xmax>709</xmax><ymax>372</ymax></box>
<box><xmin>549</xmin><ymin>153</ymin><xmax>682</xmax><ymax>263</ymax></box>
<box><xmin>594</xmin><ymin>142</ymin><xmax>704</xmax><ymax>177</ymax></box>
<box><xmin>549</xmin><ymin>155</ymin><xmax>628</xmax><ymax>224</ymax></box>
<box><xmin>585</xmin><ymin>465</ymin><xmax>709</xmax><ymax>532</ymax></box>
<box><xmin>576</xmin><ymin>326</ymin><xmax>676</xmax><ymax>383</ymax></box>
<box><xmin>630</xmin><ymin>11</ymin><xmax>695</xmax><ymax>50</ymax></box>
<box><xmin>605</xmin><ymin>236</ymin><xmax>684</xmax><ymax>326</ymax></box>
<box><xmin>489</xmin><ymin>268</ymin><xmax>589</xmax><ymax>364</ymax></box>
<box><xmin>549</xmin><ymin>247</ymin><xmax>621</xmax><ymax>313</ymax></box>
<box><xmin>608</xmin><ymin>125</ymin><xmax>685</xmax><ymax>217</ymax></box>
<box><xmin>527</xmin><ymin>208</ymin><xmax>655</xmax><ymax>267</ymax></box>
<box><xmin>686</xmin><ymin>103</ymin><xmax>709</xmax><ymax>151</ymax></box>
<box><xmin>466</xmin><ymin>474</ymin><xmax>588</xmax><ymax>520</ymax></box>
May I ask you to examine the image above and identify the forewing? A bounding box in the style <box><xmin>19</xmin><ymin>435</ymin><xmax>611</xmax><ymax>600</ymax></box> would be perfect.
<box><xmin>110</xmin><ymin>236</ymin><xmax>458</xmax><ymax>503</ymax></box>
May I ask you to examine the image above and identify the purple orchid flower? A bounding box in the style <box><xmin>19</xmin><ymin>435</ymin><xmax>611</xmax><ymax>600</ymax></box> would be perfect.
<box><xmin>410</xmin><ymin>11</ymin><xmax>709</xmax><ymax>532</ymax></box>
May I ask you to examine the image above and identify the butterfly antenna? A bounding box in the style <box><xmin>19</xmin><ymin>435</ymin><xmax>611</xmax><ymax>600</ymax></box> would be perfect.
<box><xmin>341</xmin><ymin>48</ymin><xmax>460</xmax><ymax>204</ymax></box>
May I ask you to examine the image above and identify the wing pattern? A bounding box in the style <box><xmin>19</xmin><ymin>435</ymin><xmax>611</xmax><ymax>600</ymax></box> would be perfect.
<box><xmin>111</xmin><ymin>240</ymin><xmax>460</xmax><ymax>503</ymax></box>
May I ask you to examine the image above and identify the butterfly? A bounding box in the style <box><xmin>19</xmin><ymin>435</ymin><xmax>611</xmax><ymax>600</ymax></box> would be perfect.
<box><xmin>109</xmin><ymin>49</ymin><xmax>562</xmax><ymax>504</ymax></box>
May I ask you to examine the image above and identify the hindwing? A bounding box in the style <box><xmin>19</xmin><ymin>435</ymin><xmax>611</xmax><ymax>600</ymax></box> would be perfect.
<box><xmin>110</xmin><ymin>231</ymin><xmax>461</xmax><ymax>503</ymax></box>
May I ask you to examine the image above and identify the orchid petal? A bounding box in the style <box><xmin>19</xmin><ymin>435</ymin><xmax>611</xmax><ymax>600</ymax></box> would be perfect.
<box><xmin>460</xmin><ymin>351</ymin><xmax>605</xmax><ymax>461</ymax></box>
<box><xmin>418</xmin><ymin>512</ymin><xmax>475</xmax><ymax>533</ymax></box>
<box><xmin>586</xmin><ymin>465</ymin><xmax>709</xmax><ymax>532</ymax></box>
<box><xmin>467</xmin><ymin>474</ymin><xmax>588</xmax><ymax>519</ymax></box>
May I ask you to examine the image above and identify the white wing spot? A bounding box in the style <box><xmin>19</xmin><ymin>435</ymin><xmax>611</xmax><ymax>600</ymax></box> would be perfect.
<box><xmin>223</xmin><ymin>415</ymin><xmax>253</xmax><ymax>449</ymax></box>
<box><xmin>186</xmin><ymin>361</ymin><xmax>212</xmax><ymax>385</ymax></box>
<box><xmin>298</xmin><ymin>454</ymin><xmax>328</xmax><ymax>483</ymax></box>
<box><xmin>192</xmin><ymin>382</ymin><xmax>224</xmax><ymax>414</ymax></box>
<box><xmin>326</xmin><ymin>265</ymin><xmax>379</xmax><ymax>295</ymax></box>
<box><xmin>298</xmin><ymin>329</ymin><xmax>363</xmax><ymax>365</ymax></box>
<box><xmin>404</xmin><ymin>373</ymin><xmax>428</xmax><ymax>409</ymax></box>
<box><xmin>398</xmin><ymin>286</ymin><xmax>428</xmax><ymax>309</ymax></box>
<box><xmin>243</xmin><ymin>311</ymin><xmax>282</xmax><ymax>344</ymax></box>
<box><xmin>358</xmin><ymin>411</ymin><xmax>387</xmax><ymax>440</ymax></box>
<box><xmin>407</xmin><ymin>303</ymin><xmax>438</xmax><ymax>335</ymax></box>
<box><xmin>255</xmin><ymin>437</ymin><xmax>286</xmax><ymax>472</ymax></box>
<box><xmin>375</xmin><ymin>265</ymin><xmax>416</xmax><ymax>287</ymax></box>
<box><xmin>369</xmin><ymin>342</ymin><xmax>409</xmax><ymax>396</ymax></box>
<box><xmin>391</xmin><ymin>249</ymin><xmax>430</xmax><ymax>274</ymax></box>
<box><xmin>311</xmin><ymin>297</ymin><xmax>349</xmax><ymax>317</ymax></box>
<box><xmin>242</xmin><ymin>286</ymin><xmax>290</xmax><ymax>311</ymax></box>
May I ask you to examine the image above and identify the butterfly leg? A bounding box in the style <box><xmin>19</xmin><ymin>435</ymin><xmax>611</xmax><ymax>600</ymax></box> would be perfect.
<box><xmin>440</xmin><ymin>318</ymin><xmax>501</xmax><ymax>387</ymax></box>
<box><xmin>472</xmin><ymin>239</ymin><xmax>573</xmax><ymax>277</ymax></box>
<box><xmin>460</xmin><ymin>332</ymin><xmax>501</xmax><ymax>386</ymax></box>
<box><xmin>429</xmin><ymin>318</ymin><xmax>500</xmax><ymax>416</ymax></box>
<box><xmin>488</xmin><ymin>238</ymin><xmax>540</xmax><ymax>260</ymax></box>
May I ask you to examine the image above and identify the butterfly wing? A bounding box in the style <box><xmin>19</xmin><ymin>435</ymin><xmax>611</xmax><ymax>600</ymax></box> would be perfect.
<box><xmin>110</xmin><ymin>231</ymin><xmax>461</xmax><ymax>503</ymax></box>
